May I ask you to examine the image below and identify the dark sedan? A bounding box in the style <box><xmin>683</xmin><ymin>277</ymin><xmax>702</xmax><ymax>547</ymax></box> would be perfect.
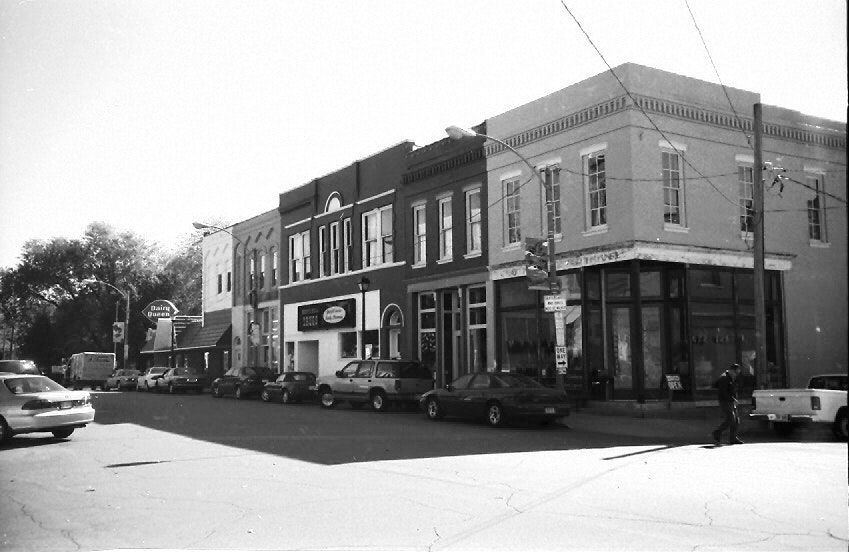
<box><xmin>261</xmin><ymin>371</ymin><xmax>317</xmax><ymax>404</ymax></box>
<box><xmin>420</xmin><ymin>372</ymin><xmax>570</xmax><ymax>427</ymax></box>
<box><xmin>211</xmin><ymin>366</ymin><xmax>275</xmax><ymax>399</ymax></box>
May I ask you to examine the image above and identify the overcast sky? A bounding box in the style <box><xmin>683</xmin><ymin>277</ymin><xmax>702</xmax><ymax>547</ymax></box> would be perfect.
<box><xmin>0</xmin><ymin>0</ymin><xmax>845</xmax><ymax>269</ymax></box>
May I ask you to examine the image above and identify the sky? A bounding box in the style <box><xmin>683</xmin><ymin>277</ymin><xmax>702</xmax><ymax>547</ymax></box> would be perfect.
<box><xmin>0</xmin><ymin>0</ymin><xmax>846</xmax><ymax>269</ymax></box>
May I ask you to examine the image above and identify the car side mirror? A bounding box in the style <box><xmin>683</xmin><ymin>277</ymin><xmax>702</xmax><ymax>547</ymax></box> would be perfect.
<box><xmin>335</xmin><ymin>370</ymin><xmax>343</xmax><ymax>378</ymax></box>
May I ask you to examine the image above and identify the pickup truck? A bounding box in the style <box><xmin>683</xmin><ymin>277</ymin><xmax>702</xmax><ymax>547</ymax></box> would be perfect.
<box><xmin>749</xmin><ymin>374</ymin><xmax>848</xmax><ymax>439</ymax></box>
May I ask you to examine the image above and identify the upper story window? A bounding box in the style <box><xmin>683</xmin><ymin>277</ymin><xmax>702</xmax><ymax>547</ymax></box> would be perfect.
<box><xmin>249</xmin><ymin>254</ymin><xmax>256</xmax><ymax>290</ymax></box>
<box><xmin>503</xmin><ymin>176</ymin><xmax>522</xmax><ymax>246</ymax></box>
<box><xmin>217</xmin><ymin>273</ymin><xmax>223</xmax><ymax>294</ymax></box>
<box><xmin>330</xmin><ymin>221</ymin><xmax>340</xmax><ymax>274</ymax></box>
<box><xmin>738</xmin><ymin>165</ymin><xmax>754</xmax><ymax>234</ymax></box>
<box><xmin>318</xmin><ymin>226</ymin><xmax>327</xmax><ymax>278</ymax></box>
<box><xmin>540</xmin><ymin>166</ymin><xmax>561</xmax><ymax>236</ymax></box>
<box><xmin>662</xmin><ymin>150</ymin><xmax>685</xmax><ymax>226</ymax></box>
<box><xmin>363</xmin><ymin>206</ymin><xmax>393</xmax><ymax>268</ymax></box>
<box><xmin>438</xmin><ymin>196</ymin><xmax>453</xmax><ymax>261</ymax></box>
<box><xmin>259</xmin><ymin>252</ymin><xmax>266</xmax><ymax>289</ymax></box>
<box><xmin>289</xmin><ymin>230</ymin><xmax>311</xmax><ymax>283</ymax></box>
<box><xmin>343</xmin><ymin>217</ymin><xmax>352</xmax><ymax>272</ymax></box>
<box><xmin>465</xmin><ymin>187</ymin><xmax>482</xmax><ymax>256</ymax></box>
<box><xmin>584</xmin><ymin>150</ymin><xmax>607</xmax><ymax>229</ymax></box>
<box><xmin>806</xmin><ymin>173</ymin><xmax>827</xmax><ymax>243</ymax></box>
<box><xmin>271</xmin><ymin>249</ymin><xmax>278</xmax><ymax>287</ymax></box>
<box><xmin>413</xmin><ymin>203</ymin><xmax>427</xmax><ymax>266</ymax></box>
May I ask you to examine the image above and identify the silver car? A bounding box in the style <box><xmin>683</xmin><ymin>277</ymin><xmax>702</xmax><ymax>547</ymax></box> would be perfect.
<box><xmin>105</xmin><ymin>369</ymin><xmax>141</xmax><ymax>391</ymax></box>
<box><xmin>0</xmin><ymin>374</ymin><xmax>95</xmax><ymax>443</ymax></box>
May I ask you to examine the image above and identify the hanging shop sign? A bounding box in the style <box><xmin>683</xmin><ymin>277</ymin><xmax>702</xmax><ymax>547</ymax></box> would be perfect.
<box><xmin>298</xmin><ymin>298</ymin><xmax>356</xmax><ymax>331</ymax></box>
<box><xmin>142</xmin><ymin>299</ymin><xmax>179</xmax><ymax>324</ymax></box>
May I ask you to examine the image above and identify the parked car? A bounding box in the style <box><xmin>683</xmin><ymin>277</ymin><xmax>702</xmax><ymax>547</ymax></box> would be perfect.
<box><xmin>261</xmin><ymin>371</ymin><xmax>317</xmax><ymax>404</ymax></box>
<box><xmin>316</xmin><ymin>359</ymin><xmax>433</xmax><ymax>411</ymax></box>
<box><xmin>211</xmin><ymin>366</ymin><xmax>275</xmax><ymax>399</ymax></box>
<box><xmin>750</xmin><ymin>373</ymin><xmax>848</xmax><ymax>439</ymax></box>
<box><xmin>158</xmin><ymin>367</ymin><xmax>205</xmax><ymax>394</ymax></box>
<box><xmin>420</xmin><ymin>372</ymin><xmax>570</xmax><ymax>427</ymax></box>
<box><xmin>137</xmin><ymin>367</ymin><xmax>169</xmax><ymax>392</ymax></box>
<box><xmin>0</xmin><ymin>374</ymin><xmax>95</xmax><ymax>443</ymax></box>
<box><xmin>0</xmin><ymin>359</ymin><xmax>40</xmax><ymax>375</ymax></box>
<box><xmin>104</xmin><ymin>369</ymin><xmax>141</xmax><ymax>391</ymax></box>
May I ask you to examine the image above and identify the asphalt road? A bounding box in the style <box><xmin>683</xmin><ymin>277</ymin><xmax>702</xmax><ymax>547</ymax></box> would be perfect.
<box><xmin>1</xmin><ymin>389</ymin><xmax>846</xmax><ymax>551</ymax></box>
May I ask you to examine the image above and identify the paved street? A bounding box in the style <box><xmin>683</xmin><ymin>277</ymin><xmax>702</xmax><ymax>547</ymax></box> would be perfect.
<box><xmin>1</xmin><ymin>391</ymin><xmax>846</xmax><ymax>551</ymax></box>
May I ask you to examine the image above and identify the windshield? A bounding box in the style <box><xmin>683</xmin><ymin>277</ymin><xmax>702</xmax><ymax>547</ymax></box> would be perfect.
<box><xmin>175</xmin><ymin>368</ymin><xmax>201</xmax><ymax>376</ymax></box>
<box><xmin>491</xmin><ymin>374</ymin><xmax>546</xmax><ymax>388</ymax></box>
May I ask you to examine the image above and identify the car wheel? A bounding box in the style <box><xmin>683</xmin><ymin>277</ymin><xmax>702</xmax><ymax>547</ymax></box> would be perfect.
<box><xmin>235</xmin><ymin>385</ymin><xmax>244</xmax><ymax>400</ymax></box>
<box><xmin>319</xmin><ymin>388</ymin><xmax>335</xmax><ymax>408</ymax></box>
<box><xmin>371</xmin><ymin>390</ymin><xmax>388</xmax><ymax>412</ymax></box>
<box><xmin>261</xmin><ymin>389</ymin><xmax>271</xmax><ymax>402</ymax></box>
<box><xmin>426</xmin><ymin>398</ymin><xmax>443</xmax><ymax>420</ymax></box>
<box><xmin>212</xmin><ymin>384</ymin><xmax>222</xmax><ymax>398</ymax></box>
<box><xmin>486</xmin><ymin>402</ymin><xmax>505</xmax><ymax>427</ymax></box>
<box><xmin>52</xmin><ymin>428</ymin><xmax>74</xmax><ymax>439</ymax></box>
<box><xmin>0</xmin><ymin>417</ymin><xmax>11</xmax><ymax>443</ymax></box>
<box><xmin>833</xmin><ymin>409</ymin><xmax>848</xmax><ymax>441</ymax></box>
<box><xmin>168</xmin><ymin>383</ymin><xmax>175</xmax><ymax>394</ymax></box>
<box><xmin>281</xmin><ymin>390</ymin><xmax>292</xmax><ymax>404</ymax></box>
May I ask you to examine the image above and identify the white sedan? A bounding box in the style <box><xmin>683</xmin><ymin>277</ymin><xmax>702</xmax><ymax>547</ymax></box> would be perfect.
<box><xmin>136</xmin><ymin>367</ymin><xmax>169</xmax><ymax>392</ymax></box>
<box><xmin>0</xmin><ymin>374</ymin><xmax>95</xmax><ymax>443</ymax></box>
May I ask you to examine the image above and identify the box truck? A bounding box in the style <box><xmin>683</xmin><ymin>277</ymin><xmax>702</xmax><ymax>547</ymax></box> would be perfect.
<box><xmin>68</xmin><ymin>352</ymin><xmax>115</xmax><ymax>390</ymax></box>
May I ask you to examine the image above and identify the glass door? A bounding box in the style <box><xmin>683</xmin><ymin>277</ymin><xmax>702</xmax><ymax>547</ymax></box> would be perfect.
<box><xmin>607</xmin><ymin>306</ymin><xmax>633</xmax><ymax>397</ymax></box>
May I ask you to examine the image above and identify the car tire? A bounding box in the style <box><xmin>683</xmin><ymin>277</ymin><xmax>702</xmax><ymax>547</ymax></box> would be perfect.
<box><xmin>261</xmin><ymin>389</ymin><xmax>271</xmax><ymax>402</ymax></box>
<box><xmin>52</xmin><ymin>428</ymin><xmax>74</xmax><ymax>439</ymax></box>
<box><xmin>833</xmin><ymin>408</ymin><xmax>848</xmax><ymax>441</ymax></box>
<box><xmin>212</xmin><ymin>384</ymin><xmax>222</xmax><ymax>398</ymax></box>
<box><xmin>486</xmin><ymin>402</ymin><xmax>505</xmax><ymax>427</ymax></box>
<box><xmin>371</xmin><ymin>390</ymin><xmax>388</xmax><ymax>412</ymax></box>
<box><xmin>168</xmin><ymin>383</ymin><xmax>175</xmax><ymax>394</ymax></box>
<box><xmin>281</xmin><ymin>390</ymin><xmax>292</xmax><ymax>404</ymax></box>
<box><xmin>235</xmin><ymin>385</ymin><xmax>244</xmax><ymax>400</ymax></box>
<box><xmin>0</xmin><ymin>417</ymin><xmax>11</xmax><ymax>443</ymax></box>
<box><xmin>319</xmin><ymin>388</ymin><xmax>335</xmax><ymax>408</ymax></box>
<box><xmin>426</xmin><ymin>398</ymin><xmax>443</xmax><ymax>421</ymax></box>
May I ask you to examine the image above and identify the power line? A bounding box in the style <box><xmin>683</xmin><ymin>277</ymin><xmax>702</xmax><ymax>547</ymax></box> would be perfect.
<box><xmin>683</xmin><ymin>0</ymin><xmax>752</xmax><ymax>147</ymax></box>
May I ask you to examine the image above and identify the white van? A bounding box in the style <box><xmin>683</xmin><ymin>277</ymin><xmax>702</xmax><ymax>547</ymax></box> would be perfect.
<box><xmin>69</xmin><ymin>352</ymin><xmax>116</xmax><ymax>390</ymax></box>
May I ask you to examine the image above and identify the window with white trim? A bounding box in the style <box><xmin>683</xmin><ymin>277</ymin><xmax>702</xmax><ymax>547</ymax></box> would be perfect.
<box><xmin>343</xmin><ymin>218</ymin><xmax>352</xmax><ymax>272</ymax></box>
<box><xmin>259</xmin><ymin>252</ymin><xmax>266</xmax><ymax>289</ymax></box>
<box><xmin>806</xmin><ymin>174</ymin><xmax>827</xmax><ymax>242</ymax></box>
<box><xmin>413</xmin><ymin>204</ymin><xmax>427</xmax><ymax>266</ymax></box>
<box><xmin>584</xmin><ymin>151</ymin><xmax>607</xmax><ymax>229</ymax></box>
<box><xmin>271</xmin><ymin>249</ymin><xmax>278</xmax><ymax>287</ymax></box>
<box><xmin>541</xmin><ymin>166</ymin><xmax>561</xmax><ymax>235</ymax></box>
<box><xmin>249</xmin><ymin>254</ymin><xmax>256</xmax><ymax>290</ymax></box>
<box><xmin>418</xmin><ymin>292</ymin><xmax>437</xmax><ymax>374</ymax></box>
<box><xmin>330</xmin><ymin>221</ymin><xmax>340</xmax><ymax>274</ymax></box>
<box><xmin>289</xmin><ymin>230</ymin><xmax>311</xmax><ymax>282</ymax></box>
<box><xmin>504</xmin><ymin>176</ymin><xmax>522</xmax><ymax>245</ymax></box>
<box><xmin>467</xmin><ymin>286</ymin><xmax>487</xmax><ymax>372</ymax></box>
<box><xmin>438</xmin><ymin>196</ymin><xmax>453</xmax><ymax>261</ymax></box>
<box><xmin>738</xmin><ymin>165</ymin><xmax>754</xmax><ymax>234</ymax></box>
<box><xmin>318</xmin><ymin>226</ymin><xmax>327</xmax><ymax>278</ymax></box>
<box><xmin>465</xmin><ymin>187</ymin><xmax>482</xmax><ymax>255</ymax></box>
<box><xmin>362</xmin><ymin>206</ymin><xmax>393</xmax><ymax>268</ymax></box>
<box><xmin>662</xmin><ymin>150</ymin><xmax>685</xmax><ymax>226</ymax></box>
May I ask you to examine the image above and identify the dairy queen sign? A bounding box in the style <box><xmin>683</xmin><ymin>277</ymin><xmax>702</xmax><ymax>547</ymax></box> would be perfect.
<box><xmin>142</xmin><ymin>299</ymin><xmax>180</xmax><ymax>324</ymax></box>
<box><xmin>298</xmin><ymin>299</ymin><xmax>355</xmax><ymax>331</ymax></box>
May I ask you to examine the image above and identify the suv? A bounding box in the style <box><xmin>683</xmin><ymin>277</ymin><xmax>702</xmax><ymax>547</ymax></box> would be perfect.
<box><xmin>316</xmin><ymin>359</ymin><xmax>433</xmax><ymax>411</ymax></box>
<box><xmin>0</xmin><ymin>360</ymin><xmax>40</xmax><ymax>375</ymax></box>
<box><xmin>211</xmin><ymin>366</ymin><xmax>275</xmax><ymax>399</ymax></box>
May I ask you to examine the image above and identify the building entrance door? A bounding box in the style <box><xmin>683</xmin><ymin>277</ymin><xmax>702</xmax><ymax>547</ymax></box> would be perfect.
<box><xmin>607</xmin><ymin>305</ymin><xmax>633</xmax><ymax>398</ymax></box>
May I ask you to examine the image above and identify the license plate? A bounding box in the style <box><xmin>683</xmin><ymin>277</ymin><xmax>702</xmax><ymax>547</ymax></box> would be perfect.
<box><xmin>545</xmin><ymin>407</ymin><xmax>555</xmax><ymax>414</ymax></box>
<box><xmin>188</xmin><ymin>379</ymin><xmax>198</xmax><ymax>383</ymax></box>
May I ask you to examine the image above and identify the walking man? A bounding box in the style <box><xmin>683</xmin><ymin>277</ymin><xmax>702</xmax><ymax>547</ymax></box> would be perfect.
<box><xmin>712</xmin><ymin>363</ymin><xmax>744</xmax><ymax>445</ymax></box>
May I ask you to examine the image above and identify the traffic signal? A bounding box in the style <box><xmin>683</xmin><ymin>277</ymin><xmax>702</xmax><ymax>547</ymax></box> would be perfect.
<box><xmin>525</xmin><ymin>237</ymin><xmax>549</xmax><ymax>290</ymax></box>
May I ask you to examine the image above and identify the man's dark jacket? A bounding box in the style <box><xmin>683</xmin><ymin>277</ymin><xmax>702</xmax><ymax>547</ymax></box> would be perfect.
<box><xmin>715</xmin><ymin>371</ymin><xmax>738</xmax><ymax>404</ymax></box>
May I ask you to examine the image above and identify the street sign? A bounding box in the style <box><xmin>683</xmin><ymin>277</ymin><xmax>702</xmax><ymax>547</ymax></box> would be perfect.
<box><xmin>544</xmin><ymin>295</ymin><xmax>567</xmax><ymax>312</ymax></box>
<box><xmin>142</xmin><ymin>299</ymin><xmax>179</xmax><ymax>324</ymax></box>
<box><xmin>112</xmin><ymin>322</ymin><xmax>125</xmax><ymax>343</ymax></box>
<box><xmin>555</xmin><ymin>346</ymin><xmax>568</xmax><ymax>374</ymax></box>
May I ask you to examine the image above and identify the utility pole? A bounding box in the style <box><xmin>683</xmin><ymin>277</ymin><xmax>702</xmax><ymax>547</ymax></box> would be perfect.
<box><xmin>544</xmin><ymin>167</ymin><xmax>566</xmax><ymax>392</ymax></box>
<box><xmin>753</xmin><ymin>103</ymin><xmax>768</xmax><ymax>389</ymax></box>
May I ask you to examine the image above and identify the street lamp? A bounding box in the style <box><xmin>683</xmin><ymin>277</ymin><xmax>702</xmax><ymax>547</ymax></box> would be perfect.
<box><xmin>83</xmin><ymin>279</ymin><xmax>130</xmax><ymax>370</ymax></box>
<box><xmin>447</xmin><ymin>125</ymin><xmax>564</xmax><ymax>388</ymax></box>
<box><xmin>358</xmin><ymin>276</ymin><xmax>370</xmax><ymax>359</ymax></box>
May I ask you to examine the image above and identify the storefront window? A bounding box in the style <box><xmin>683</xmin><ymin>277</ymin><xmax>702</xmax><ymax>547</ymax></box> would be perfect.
<box><xmin>640</xmin><ymin>271</ymin><xmax>661</xmax><ymax>298</ymax></box>
<box><xmin>610</xmin><ymin>306</ymin><xmax>632</xmax><ymax>393</ymax></box>
<box><xmin>641</xmin><ymin>306</ymin><xmax>663</xmax><ymax>398</ymax></box>
<box><xmin>606</xmin><ymin>272</ymin><xmax>631</xmax><ymax>298</ymax></box>
<box><xmin>340</xmin><ymin>332</ymin><xmax>357</xmax><ymax>358</ymax></box>
<box><xmin>690</xmin><ymin>269</ymin><xmax>733</xmax><ymax>300</ymax></box>
<box><xmin>498</xmin><ymin>280</ymin><xmax>537</xmax><ymax>309</ymax></box>
<box><xmin>691</xmin><ymin>302</ymin><xmax>736</xmax><ymax>390</ymax></box>
<box><xmin>586</xmin><ymin>271</ymin><xmax>601</xmax><ymax>300</ymax></box>
<box><xmin>668</xmin><ymin>270</ymin><xmax>684</xmax><ymax>298</ymax></box>
<box><xmin>418</xmin><ymin>293</ymin><xmax>436</xmax><ymax>372</ymax></box>
<box><xmin>468</xmin><ymin>286</ymin><xmax>487</xmax><ymax>372</ymax></box>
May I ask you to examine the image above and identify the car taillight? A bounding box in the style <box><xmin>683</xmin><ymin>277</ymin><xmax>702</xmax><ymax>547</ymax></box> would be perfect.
<box><xmin>811</xmin><ymin>396</ymin><xmax>821</xmax><ymax>410</ymax></box>
<box><xmin>22</xmin><ymin>399</ymin><xmax>56</xmax><ymax>410</ymax></box>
